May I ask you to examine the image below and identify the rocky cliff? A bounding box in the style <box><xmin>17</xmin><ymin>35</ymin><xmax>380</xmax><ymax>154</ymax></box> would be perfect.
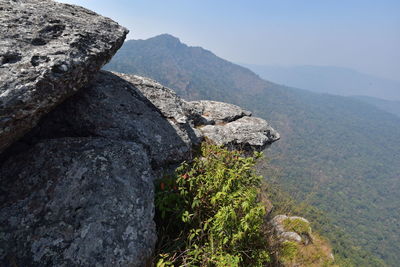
<box><xmin>0</xmin><ymin>1</ymin><xmax>279</xmax><ymax>266</ymax></box>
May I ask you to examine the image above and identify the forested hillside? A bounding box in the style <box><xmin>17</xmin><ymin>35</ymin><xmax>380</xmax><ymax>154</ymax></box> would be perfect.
<box><xmin>350</xmin><ymin>95</ymin><xmax>400</xmax><ymax>118</ymax></box>
<box><xmin>105</xmin><ymin>34</ymin><xmax>400</xmax><ymax>266</ymax></box>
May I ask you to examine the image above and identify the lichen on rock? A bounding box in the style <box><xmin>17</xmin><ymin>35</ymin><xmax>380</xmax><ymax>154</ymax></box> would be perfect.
<box><xmin>0</xmin><ymin>0</ymin><xmax>128</xmax><ymax>154</ymax></box>
<box><xmin>0</xmin><ymin>138</ymin><xmax>156</xmax><ymax>266</ymax></box>
<box><xmin>187</xmin><ymin>100</ymin><xmax>252</xmax><ymax>125</ymax></box>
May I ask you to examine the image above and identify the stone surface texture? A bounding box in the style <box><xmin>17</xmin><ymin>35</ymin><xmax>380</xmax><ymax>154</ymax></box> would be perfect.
<box><xmin>199</xmin><ymin>116</ymin><xmax>280</xmax><ymax>151</ymax></box>
<box><xmin>187</xmin><ymin>100</ymin><xmax>252</xmax><ymax>125</ymax></box>
<box><xmin>117</xmin><ymin>73</ymin><xmax>190</xmax><ymax>124</ymax></box>
<box><xmin>0</xmin><ymin>0</ymin><xmax>128</xmax><ymax>153</ymax></box>
<box><xmin>23</xmin><ymin>71</ymin><xmax>201</xmax><ymax>168</ymax></box>
<box><xmin>0</xmin><ymin>138</ymin><xmax>155</xmax><ymax>266</ymax></box>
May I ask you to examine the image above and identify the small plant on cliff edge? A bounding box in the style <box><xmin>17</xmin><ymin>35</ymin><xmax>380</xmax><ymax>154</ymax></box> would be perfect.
<box><xmin>154</xmin><ymin>143</ymin><xmax>270</xmax><ymax>266</ymax></box>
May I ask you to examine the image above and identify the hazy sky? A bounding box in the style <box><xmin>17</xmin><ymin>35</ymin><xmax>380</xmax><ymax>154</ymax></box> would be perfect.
<box><xmin>58</xmin><ymin>0</ymin><xmax>400</xmax><ymax>81</ymax></box>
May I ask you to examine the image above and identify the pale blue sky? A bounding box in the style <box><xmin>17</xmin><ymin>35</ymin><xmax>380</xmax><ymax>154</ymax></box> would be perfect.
<box><xmin>58</xmin><ymin>0</ymin><xmax>400</xmax><ymax>81</ymax></box>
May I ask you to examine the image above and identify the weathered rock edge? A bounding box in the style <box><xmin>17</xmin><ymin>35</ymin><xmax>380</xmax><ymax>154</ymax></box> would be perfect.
<box><xmin>0</xmin><ymin>0</ymin><xmax>128</xmax><ymax>153</ymax></box>
<box><xmin>114</xmin><ymin>73</ymin><xmax>280</xmax><ymax>151</ymax></box>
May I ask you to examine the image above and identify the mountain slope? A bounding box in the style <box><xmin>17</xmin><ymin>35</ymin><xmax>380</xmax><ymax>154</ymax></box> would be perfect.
<box><xmin>105</xmin><ymin>34</ymin><xmax>274</xmax><ymax>103</ymax></box>
<box><xmin>350</xmin><ymin>95</ymin><xmax>400</xmax><ymax>118</ymax></box>
<box><xmin>242</xmin><ymin>64</ymin><xmax>400</xmax><ymax>101</ymax></box>
<box><xmin>105</xmin><ymin>34</ymin><xmax>400</xmax><ymax>266</ymax></box>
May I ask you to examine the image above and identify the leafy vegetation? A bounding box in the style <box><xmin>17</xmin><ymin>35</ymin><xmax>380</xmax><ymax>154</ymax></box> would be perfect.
<box><xmin>154</xmin><ymin>143</ymin><xmax>270</xmax><ymax>266</ymax></box>
<box><xmin>154</xmin><ymin>143</ymin><xmax>337</xmax><ymax>267</ymax></box>
<box><xmin>105</xmin><ymin>34</ymin><xmax>400</xmax><ymax>266</ymax></box>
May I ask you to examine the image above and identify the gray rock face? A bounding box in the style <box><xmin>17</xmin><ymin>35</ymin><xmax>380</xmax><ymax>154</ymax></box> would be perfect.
<box><xmin>187</xmin><ymin>100</ymin><xmax>252</xmax><ymax>125</ymax></box>
<box><xmin>0</xmin><ymin>138</ymin><xmax>156</xmax><ymax>266</ymax></box>
<box><xmin>0</xmin><ymin>0</ymin><xmax>128</xmax><ymax>153</ymax></box>
<box><xmin>117</xmin><ymin>73</ymin><xmax>190</xmax><ymax>124</ymax></box>
<box><xmin>199</xmin><ymin>116</ymin><xmax>280</xmax><ymax>151</ymax></box>
<box><xmin>25</xmin><ymin>71</ymin><xmax>201</xmax><ymax>168</ymax></box>
<box><xmin>184</xmin><ymin>100</ymin><xmax>279</xmax><ymax>151</ymax></box>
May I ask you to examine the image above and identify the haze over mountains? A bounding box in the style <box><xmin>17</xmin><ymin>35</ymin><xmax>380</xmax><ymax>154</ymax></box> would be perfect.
<box><xmin>105</xmin><ymin>34</ymin><xmax>400</xmax><ymax>266</ymax></box>
<box><xmin>349</xmin><ymin>95</ymin><xmax>400</xmax><ymax>118</ymax></box>
<box><xmin>242</xmin><ymin>64</ymin><xmax>400</xmax><ymax>101</ymax></box>
<box><xmin>243</xmin><ymin>64</ymin><xmax>400</xmax><ymax>118</ymax></box>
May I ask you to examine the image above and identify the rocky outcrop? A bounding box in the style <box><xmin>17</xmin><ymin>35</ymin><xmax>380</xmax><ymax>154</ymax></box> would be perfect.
<box><xmin>0</xmin><ymin>0</ymin><xmax>128</xmax><ymax>154</ymax></box>
<box><xmin>0</xmin><ymin>1</ymin><xmax>279</xmax><ymax>266</ymax></box>
<box><xmin>0</xmin><ymin>68</ymin><xmax>279</xmax><ymax>266</ymax></box>
<box><xmin>186</xmin><ymin>100</ymin><xmax>280</xmax><ymax>150</ymax></box>
<box><xmin>199</xmin><ymin>116</ymin><xmax>280</xmax><ymax>151</ymax></box>
<box><xmin>271</xmin><ymin>215</ymin><xmax>313</xmax><ymax>245</ymax></box>
<box><xmin>187</xmin><ymin>100</ymin><xmax>252</xmax><ymax>125</ymax></box>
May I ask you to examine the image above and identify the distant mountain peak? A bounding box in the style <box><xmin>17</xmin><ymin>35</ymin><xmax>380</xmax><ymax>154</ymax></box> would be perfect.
<box><xmin>148</xmin><ymin>34</ymin><xmax>182</xmax><ymax>44</ymax></box>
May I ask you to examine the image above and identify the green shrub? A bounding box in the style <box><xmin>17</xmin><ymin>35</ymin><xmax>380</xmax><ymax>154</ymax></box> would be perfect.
<box><xmin>155</xmin><ymin>143</ymin><xmax>270</xmax><ymax>266</ymax></box>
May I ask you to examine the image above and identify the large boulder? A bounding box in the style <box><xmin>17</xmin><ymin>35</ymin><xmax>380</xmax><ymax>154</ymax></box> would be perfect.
<box><xmin>184</xmin><ymin>100</ymin><xmax>280</xmax><ymax>151</ymax></box>
<box><xmin>21</xmin><ymin>71</ymin><xmax>201</xmax><ymax>168</ymax></box>
<box><xmin>0</xmin><ymin>138</ymin><xmax>156</xmax><ymax>266</ymax></box>
<box><xmin>0</xmin><ymin>0</ymin><xmax>128</xmax><ymax>153</ymax></box>
<box><xmin>187</xmin><ymin>100</ymin><xmax>252</xmax><ymax>125</ymax></box>
<box><xmin>199</xmin><ymin>116</ymin><xmax>280</xmax><ymax>151</ymax></box>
